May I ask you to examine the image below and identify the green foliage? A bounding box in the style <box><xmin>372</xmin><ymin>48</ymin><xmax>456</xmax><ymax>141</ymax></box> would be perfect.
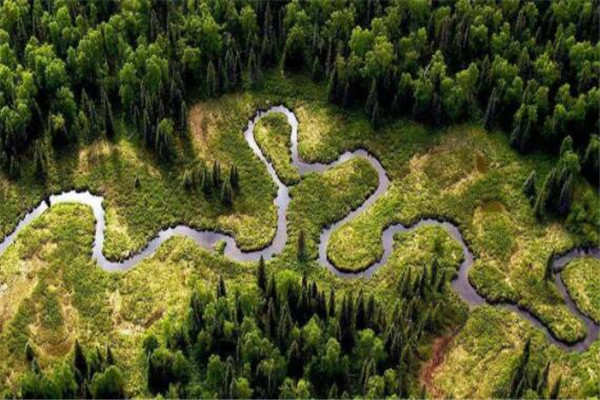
<box><xmin>90</xmin><ymin>366</ymin><xmax>125</xmax><ymax>399</ymax></box>
<box><xmin>140</xmin><ymin>263</ymin><xmax>452</xmax><ymax>398</ymax></box>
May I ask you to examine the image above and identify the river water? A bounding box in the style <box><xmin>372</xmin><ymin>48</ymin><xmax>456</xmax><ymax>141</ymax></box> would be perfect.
<box><xmin>0</xmin><ymin>106</ymin><xmax>598</xmax><ymax>351</ymax></box>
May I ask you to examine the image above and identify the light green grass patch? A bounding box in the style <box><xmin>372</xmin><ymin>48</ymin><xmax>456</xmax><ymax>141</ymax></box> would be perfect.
<box><xmin>254</xmin><ymin>113</ymin><xmax>300</xmax><ymax>184</ymax></box>
<box><xmin>562</xmin><ymin>257</ymin><xmax>600</xmax><ymax>323</ymax></box>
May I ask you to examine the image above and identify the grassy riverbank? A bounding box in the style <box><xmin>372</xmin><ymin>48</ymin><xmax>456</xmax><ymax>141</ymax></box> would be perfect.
<box><xmin>0</xmin><ymin>72</ymin><xmax>598</xmax><ymax>397</ymax></box>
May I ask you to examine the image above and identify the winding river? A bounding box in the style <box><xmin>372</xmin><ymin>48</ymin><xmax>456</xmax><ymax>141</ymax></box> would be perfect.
<box><xmin>0</xmin><ymin>106</ymin><xmax>598</xmax><ymax>352</ymax></box>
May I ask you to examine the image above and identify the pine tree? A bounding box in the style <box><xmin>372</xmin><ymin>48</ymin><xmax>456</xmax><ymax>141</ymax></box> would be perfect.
<box><xmin>24</xmin><ymin>342</ymin><xmax>36</xmax><ymax>364</ymax></box>
<box><xmin>328</xmin><ymin>287</ymin><xmax>336</xmax><ymax>318</ymax></box>
<box><xmin>287</xmin><ymin>341</ymin><xmax>303</xmax><ymax>378</ymax></box>
<box><xmin>217</xmin><ymin>275</ymin><xmax>227</xmax><ymax>298</ymax></box>
<box><xmin>212</xmin><ymin>160</ymin><xmax>221</xmax><ymax>188</ymax></box>
<box><xmin>522</xmin><ymin>171</ymin><xmax>537</xmax><ymax>205</ymax></box>
<box><xmin>537</xmin><ymin>360</ymin><xmax>551</xmax><ymax>396</ymax></box>
<box><xmin>33</xmin><ymin>140</ymin><xmax>46</xmax><ymax>179</ymax></box>
<box><xmin>221</xmin><ymin>181</ymin><xmax>233</xmax><ymax>206</ymax></box>
<box><xmin>101</xmin><ymin>88</ymin><xmax>115</xmax><ymax>138</ymax></box>
<box><xmin>370</xmin><ymin>100</ymin><xmax>380</xmax><ymax>129</ymax></box>
<box><xmin>484</xmin><ymin>87</ymin><xmax>498</xmax><ymax>131</ymax></box>
<box><xmin>106</xmin><ymin>344</ymin><xmax>115</xmax><ymax>366</ymax></box>
<box><xmin>365</xmin><ymin>80</ymin><xmax>377</xmax><ymax>116</ymax></box>
<box><xmin>206</xmin><ymin>61</ymin><xmax>218</xmax><ymax>98</ymax></box>
<box><xmin>73</xmin><ymin>340</ymin><xmax>88</xmax><ymax>384</ymax></box>
<box><xmin>297</xmin><ymin>229</ymin><xmax>307</xmax><ymax>261</ymax></box>
<box><xmin>229</xmin><ymin>165</ymin><xmax>239</xmax><ymax>190</ymax></box>
<box><xmin>202</xmin><ymin>166</ymin><xmax>212</xmax><ymax>194</ymax></box>
<box><xmin>311</xmin><ymin>58</ymin><xmax>321</xmax><ymax>82</ymax></box>
<box><xmin>355</xmin><ymin>291</ymin><xmax>366</xmax><ymax>330</ymax></box>
<box><xmin>327</xmin><ymin>66</ymin><xmax>339</xmax><ymax>104</ymax></box>
<box><xmin>549</xmin><ymin>376</ymin><xmax>561</xmax><ymax>399</ymax></box>
<box><xmin>257</xmin><ymin>256</ymin><xmax>267</xmax><ymax>293</ymax></box>
<box><xmin>557</xmin><ymin>175</ymin><xmax>573</xmax><ymax>215</ymax></box>
<box><xmin>178</xmin><ymin>100</ymin><xmax>188</xmax><ymax>133</ymax></box>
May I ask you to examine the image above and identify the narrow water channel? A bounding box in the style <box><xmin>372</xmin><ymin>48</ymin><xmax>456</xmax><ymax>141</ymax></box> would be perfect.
<box><xmin>0</xmin><ymin>106</ymin><xmax>598</xmax><ymax>351</ymax></box>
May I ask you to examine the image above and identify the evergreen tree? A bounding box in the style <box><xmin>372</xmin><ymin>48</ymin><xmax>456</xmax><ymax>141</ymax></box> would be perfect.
<box><xmin>221</xmin><ymin>181</ymin><xmax>234</xmax><ymax>205</ymax></box>
<box><xmin>287</xmin><ymin>341</ymin><xmax>303</xmax><ymax>379</ymax></box>
<box><xmin>202</xmin><ymin>166</ymin><xmax>212</xmax><ymax>194</ymax></box>
<box><xmin>522</xmin><ymin>171</ymin><xmax>537</xmax><ymax>205</ymax></box>
<box><xmin>229</xmin><ymin>165</ymin><xmax>239</xmax><ymax>190</ymax></box>
<box><xmin>365</xmin><ymin>80</ymin><xmax>377</xmax><ymax>116</ymax></box>
<box><xmin>73</xmin><ymin>340</ymin><xmax>88</xmax><ymax>384</ymax></box>
<box><xmin>257</xmin><ymin>256</ymin><xmax>267</xmax><ymax>293</ymax></box>
<box><xmin>212</xmin><ymin>160</ymin><xmax>221</xmax><ymax>188</ymax></box>
<box><xmin>206</xmin><ymin>61</ymin><xmax>218</xmax><ymax>98</ymax></box>
<box><xmin>217</xmin><ymin>275</ymin><xmax>227</xmax><ymax>298</ymax></box>
<box><xmin>549</xmin><ymin>376</ymin><xmax>561</xmax><ymax>399</ymax></box>
<box><xmin>33</xmin><ymin>140</ymin><xmax>46</xmax><ymax>180</ymax></box>
<box><xmin>297</xmin><ymin>230</ymin><xmax>307</xmax><ymax>261</ymax></box>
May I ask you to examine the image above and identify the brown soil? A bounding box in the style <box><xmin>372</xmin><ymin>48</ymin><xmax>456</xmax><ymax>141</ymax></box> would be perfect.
<box><xmin>420</xmin><ymin>331</ymin><xmax>457</xmax><ymax>399</ymax></box>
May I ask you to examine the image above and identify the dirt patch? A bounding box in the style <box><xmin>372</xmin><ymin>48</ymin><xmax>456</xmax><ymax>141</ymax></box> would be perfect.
<box><xmin>475</xmin><ymin>151</ymin><xmax>488</xmax><ymax>173</ymax></box>
<box><xmin>420</xmin><ymin>331</ymin><xmax>457</xmax><ymax>399</ymax></box>
<box><xmin>189</xmin><ymin>103</ymin><xmax>209</xmax><ymax>140</ymax></box>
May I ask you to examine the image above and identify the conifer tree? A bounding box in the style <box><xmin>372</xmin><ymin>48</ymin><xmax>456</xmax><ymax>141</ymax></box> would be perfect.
<box><xmin>217</xmin><ymin>275</ymin><xmax>227</xmax><ymax>298</ymax></box>
<box><xmin>73</xmin><ymin>340</ymin><xmax>88</xmax><ymax>384</ymax></box>
<box><xmin>297</xmin><ymin>230</ymin><xmax>307</xmax><ymax>261</ymax></box>
<box><xmin>549</xmin><ymin>376</ymin><xmax>561</xmax><ymax>399</ymax></box>
<box><xmin>212</xmin><ymin>160</ymin><xmax>221</xmax><ymax>188</ymax></box>
<box><xmin>221</xmin><ymin>181</ymin><xmax>233</xmax><ymax>205</ymax></box>
<box><xmin>522</xmin><ymin>171</ymin><xmax>537</xmax><ymax>205</ymax></box>
<box><xmin>206</xmin><ymin>61</ymin><xmax>217</xmax><ymax>98</ymax></box>
<box><xmin>257</xmin><ymin>256</ymin><xmax>267</xmax><ymax>293</ymax></box>
<box><xmin>229</xmin><ymin>165</ymin><xmax>239</xmax><ymax>190</ymax></box>
<box><xmin>202</xmin><ymin>167</ymin><xmax>212</xmax><ymax>194</ymax></box>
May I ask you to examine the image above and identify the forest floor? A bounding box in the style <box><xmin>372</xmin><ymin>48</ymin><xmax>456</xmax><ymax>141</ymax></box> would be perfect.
<box><xmin>0</xmin><ymin>72</ymin><xmax>598</xmax><ymax>397</ymax></box>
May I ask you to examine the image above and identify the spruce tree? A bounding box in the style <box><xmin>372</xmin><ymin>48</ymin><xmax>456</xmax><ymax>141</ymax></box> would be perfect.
<box><xmin>257</xmin><ymin>256</ymin><xmax>267</xmax><ymax>293</ymax></box>
<box><xmin>206</xmin><ymin>61</ymin><xmax>217</xmax><ymax>98</ymax></box>
<box><xmin>106</xmin><ymin>344</ymin><xmax>115</xmax><ymax>366</ymax></box>
<box><xmin>484</xmin><ymin>87</ymin><xmax>498</xmax><ymax>131</ymax></box>
<box><xmin>549</xmin><ymin>376</ymin><xmax>561</xmax><ymax>399</ymax></box>
<box><xmin>229</xmin><ymin>165</ymin><xmax>239</xmax><ymax>190</ymax></box>
<box><xmin>557</xmin><ymin>175</ymin><xmax>573</xmax><ymax>215</ymax></box>
<box><xmin>212</xmin><ymin>160</ymin><xmax>221</xmax><ymax>188</ymax></box>
<box><xmin>365</xmin><ymin>80</ymin><xmax>377</xmax><ymax>116</ymax></box>
<box><xmin>297</xmin><ymin>230</ymin><xmax>307</xmax><ymax>261</ymax></box>
<box><xmin>221</xmin><ymin>181</ymin><xmax>233</xmax><ymax>205</ymax></box>
<box><xmin>202</xmin><ymin>166</ymin><xmax>212</xmax><ymax>194</ymax></box>
<box><xmin>328</xmin><ymin>287</ymin><xmax>336</xmax><ymax>318</ymax></box>
<box><xmin>287</xmin><ymin>341</ymin><xmax>303</xmax><ymax>378</ymax></box>
<box><xmin>522</xmin><ymin>171</ymin><xmax>537</xmax><ymax>205</ymax></box>
<box><xmin>73</xmin><ymin>340</ymin><xmax>88</xmax><ymax>384</ymax></box>
<box><xmin>217</xmin><ymin>275</ymin><xmax>227</xmax><ymax>298</ymax></box>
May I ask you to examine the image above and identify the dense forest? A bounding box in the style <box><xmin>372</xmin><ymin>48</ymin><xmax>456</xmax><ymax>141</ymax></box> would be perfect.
<box><xmin>0</xmin><ymin>0</ymin><xmax>598</xmax><ymax>207</ymax></box>
<box><xmin>17</xmin><ymin>256</ymin><xmax>460</xmax><ymax>398</ymax></box>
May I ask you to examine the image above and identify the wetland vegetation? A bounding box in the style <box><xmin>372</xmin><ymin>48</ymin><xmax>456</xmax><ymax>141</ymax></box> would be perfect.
<box><xmin>0</xmin><ymin>0</ymin><xmax>598</xmax><ymax>398</ymax></box>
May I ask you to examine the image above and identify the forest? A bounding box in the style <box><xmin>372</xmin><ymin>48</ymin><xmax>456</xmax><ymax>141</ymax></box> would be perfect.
<box><xmin>0</xmin><ymin>0</ymin><xmax>599</xmax><ymax>398</ymax></box>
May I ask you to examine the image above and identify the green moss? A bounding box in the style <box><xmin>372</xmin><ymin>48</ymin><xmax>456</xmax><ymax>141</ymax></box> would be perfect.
<box><xmin>254</xmin><ymin>113</ymin><xmax>300</xmax><ymax>184</ymax></box>
<box><xmin>562</xmin><ymin>257</ymin><xmax>600</xmax><ymax>323</ymax></box>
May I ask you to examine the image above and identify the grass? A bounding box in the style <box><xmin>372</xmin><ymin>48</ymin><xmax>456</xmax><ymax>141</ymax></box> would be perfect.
<box><xmin>562</xmin><ymin>257</ymin><xmax>600</xmax><ymax>323</ymax></box>
<box><xmin>0</xmin><ymin>71</ymin><xmax>598</xmax><ymax>396</ymax></box>
<box><xmin>0</xmin><ymin>205</ymin><xmax>467</xmax><ymax>396</ymax></box>
<box><xmin>254</xmin><ymin>113</ymin><xmax>300</xmax><ymax>184</ymax></box>
<box><xmin>433</xmin><ymin>305</ymin><xmax>600</xmax><ymax>399</ymax></box>
<box><xmin>324</xmin><ymin>124</ymin><xmax>597</xmax><ymax>342</ymax></box>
